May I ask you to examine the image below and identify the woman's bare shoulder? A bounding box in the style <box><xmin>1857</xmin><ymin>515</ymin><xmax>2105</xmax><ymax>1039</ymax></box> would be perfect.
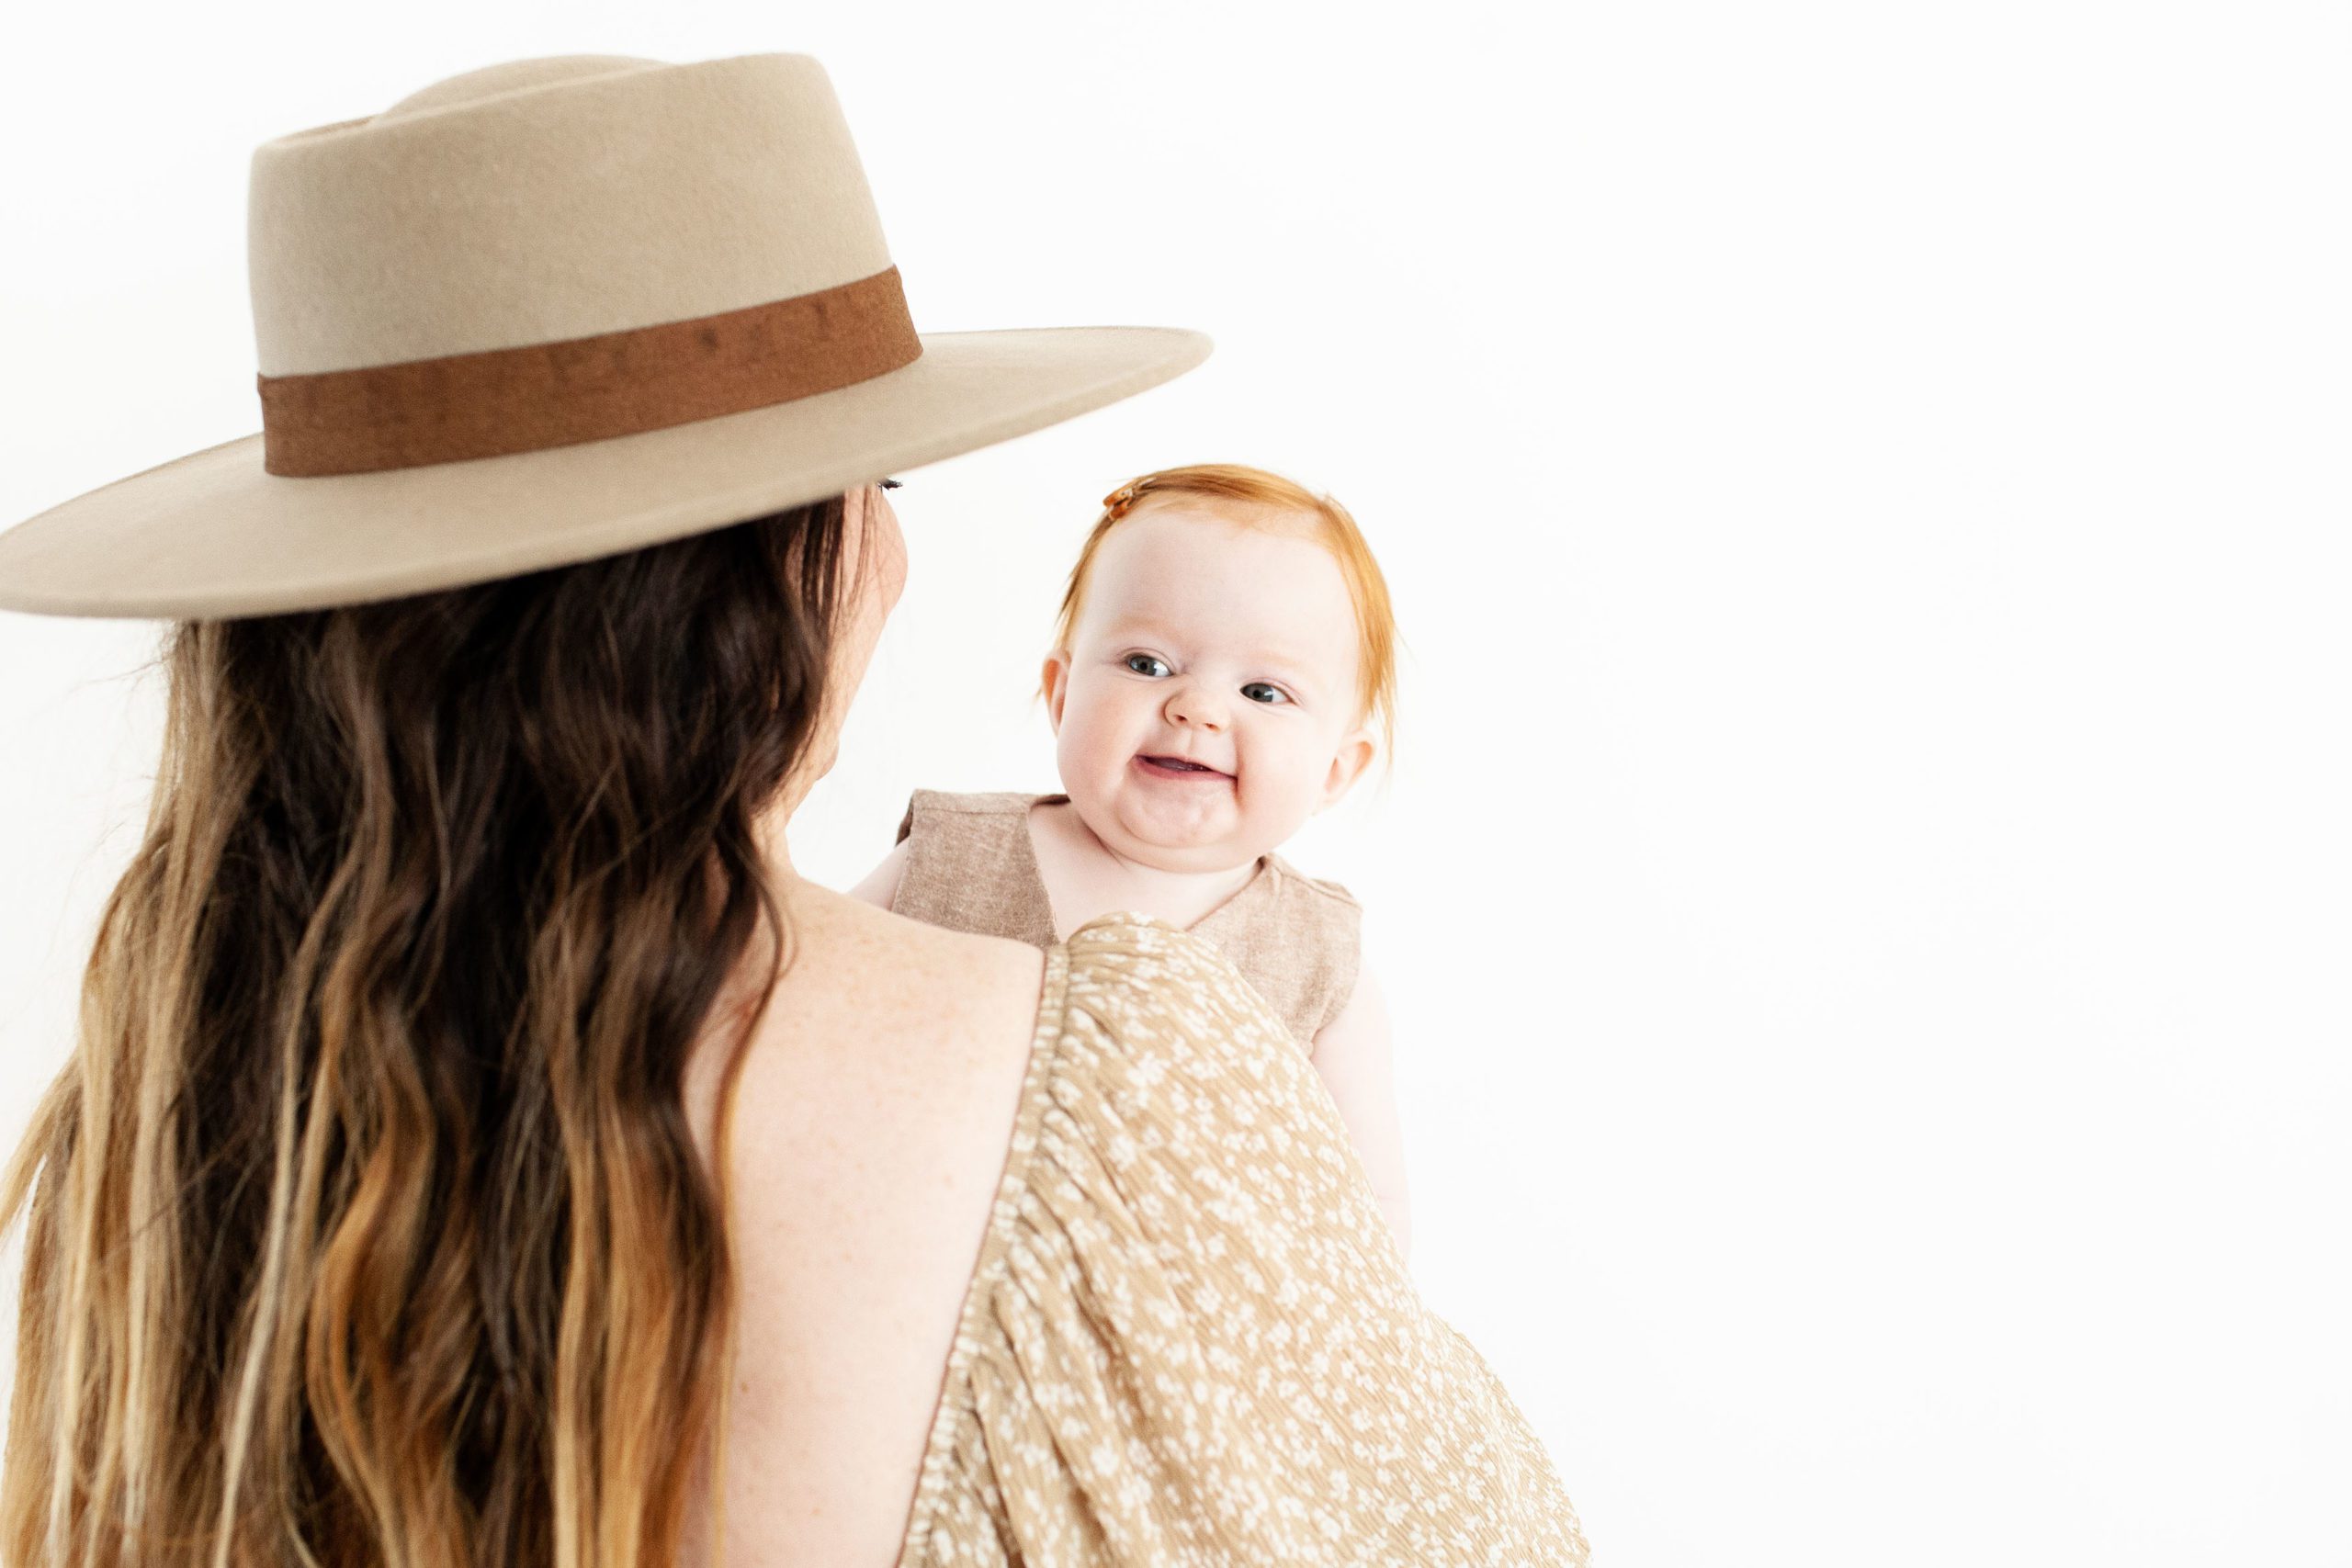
<box><xmin>802</xmin><ymin>888</ymin><xmax>1047</xmax><ymax>1040</ymax></box>
<box><xmin>689</xmin><ymin>887</ymin><xmax>1050</xmax><ymax>1172</ymax></box>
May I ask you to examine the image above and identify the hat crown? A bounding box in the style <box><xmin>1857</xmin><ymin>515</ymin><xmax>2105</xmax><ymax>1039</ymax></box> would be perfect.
<box><xmin>246</xmin><ymin>53</ymin><xmax>896</xmax><ymax>376</ymax></box>
<box><xmin>374</xmin><ymin>55</ymin><xmax>664</xmax><ymax>123</ymax></box>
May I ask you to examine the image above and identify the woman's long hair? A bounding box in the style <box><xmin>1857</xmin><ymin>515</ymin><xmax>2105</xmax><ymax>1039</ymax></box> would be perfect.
<box><xmin>0</xmin><ymin>496</ymin><xmax>858</xmax><ymax>1568</ymax></box>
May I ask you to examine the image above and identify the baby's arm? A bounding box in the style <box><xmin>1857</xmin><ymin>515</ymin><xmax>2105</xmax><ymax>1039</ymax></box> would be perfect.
<box><xmin>845</xmin><ymin>838</ymin><xmax>911</xmax><ymax>911</ymax></box>
<box><xmin>1310</xmin><ymin>964</ymin><xmax>1412</xmax><ymax>1263</ymax></box>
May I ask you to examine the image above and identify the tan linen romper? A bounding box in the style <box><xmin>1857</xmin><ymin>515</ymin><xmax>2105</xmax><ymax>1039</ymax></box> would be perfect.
<box><xmin>893</xmin><ymin>788</ymin><xmax>1363</xmax><ymax>1052</ymax></box>
<box><xmin>891</xmin><ymin>913</ymin><xmax>1595</xmax><ymax>1566</ymax></box>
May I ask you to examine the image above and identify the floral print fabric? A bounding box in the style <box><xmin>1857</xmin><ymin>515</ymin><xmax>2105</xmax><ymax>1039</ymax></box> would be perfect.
<box><xmin>893</xmin><ymin>915</ymin><xmax>1593</xmax><ymax>1567</ymax></box>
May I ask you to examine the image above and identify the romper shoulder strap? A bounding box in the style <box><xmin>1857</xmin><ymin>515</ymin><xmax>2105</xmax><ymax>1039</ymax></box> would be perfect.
<box><xmin>891</xmin><ymin>789</ymin><xmax>1059</xmax><ymax>949</ymax></box>
<box><xmin>1195</xmin><ymin>854</ymin><xmax>1363</xmax><ymax>1049</ymax></box>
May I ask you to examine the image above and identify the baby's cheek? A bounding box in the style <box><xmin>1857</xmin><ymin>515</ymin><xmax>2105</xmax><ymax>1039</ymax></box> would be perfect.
<box><xmin>1064</xmin><ymin>704</ymin><xmax>1131</xmax><ymax>784</ymax></box>
<box><xmin>1247</xmin><ymin>738</ymin><xmax>1318</xmax><ymax>815</ymax></box>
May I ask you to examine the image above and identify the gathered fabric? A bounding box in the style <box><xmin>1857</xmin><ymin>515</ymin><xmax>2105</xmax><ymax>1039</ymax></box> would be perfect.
<box><xmin>894</xmin><ymin>914</ymin><xmax>1592</xmax><ymax>1567</ymax></box>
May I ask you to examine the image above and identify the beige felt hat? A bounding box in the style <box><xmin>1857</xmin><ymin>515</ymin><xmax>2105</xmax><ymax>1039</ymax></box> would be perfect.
<box><xmin>0</xmin><ymin>52</ymin><xmax>1211</xmax><ymax>620</ymax></box>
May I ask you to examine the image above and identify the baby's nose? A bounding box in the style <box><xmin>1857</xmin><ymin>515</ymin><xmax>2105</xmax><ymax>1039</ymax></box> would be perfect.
<box><xmin>1164</xmin><ymin>682</ymin><xmax>1227</xmax><ymax>728</ymax></box>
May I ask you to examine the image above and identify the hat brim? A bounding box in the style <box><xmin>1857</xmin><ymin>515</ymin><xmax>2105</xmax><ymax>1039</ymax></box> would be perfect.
<box><xmin>0</xmin><ymin>325</ymin><xmax>1210</xmax><ymax>620</ymax></box>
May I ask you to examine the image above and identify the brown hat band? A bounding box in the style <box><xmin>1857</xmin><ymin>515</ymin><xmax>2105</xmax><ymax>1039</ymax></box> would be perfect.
<box><xmin>255</xmin><ymin>265</ymin><xmax>922</xmax><ymax>477</ymax></box>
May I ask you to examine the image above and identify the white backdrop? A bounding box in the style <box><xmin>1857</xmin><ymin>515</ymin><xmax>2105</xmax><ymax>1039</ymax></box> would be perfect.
<box><xmin>3</xmin><ymin>4</ymin><xmax>2346</xmax><ymax>1564</ymax></box>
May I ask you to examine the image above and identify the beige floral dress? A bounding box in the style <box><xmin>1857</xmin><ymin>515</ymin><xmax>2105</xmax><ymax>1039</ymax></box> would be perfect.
<box><xmin>892</xmin><ymin>913</ymin><xmax>1593</xmax><ymax>1566</ymax></box>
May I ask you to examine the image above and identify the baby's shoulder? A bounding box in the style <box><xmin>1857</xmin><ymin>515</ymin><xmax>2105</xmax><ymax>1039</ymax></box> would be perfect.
<box><xmin>896</xmin><ymin>785</ymin><xmax>1048</xmax><ymax>841</ymax></box>
<box><xmin>1265</xmin><ymin>852</ymin><xmax>1363</xmax><ymax>915</ymax></box>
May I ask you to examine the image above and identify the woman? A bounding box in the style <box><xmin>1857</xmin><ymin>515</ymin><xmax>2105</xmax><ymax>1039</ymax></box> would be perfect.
<box><xmin>0</xmin><ymin>51</ymin><xmax>1591</xmax><ymax>1567</ymax></box>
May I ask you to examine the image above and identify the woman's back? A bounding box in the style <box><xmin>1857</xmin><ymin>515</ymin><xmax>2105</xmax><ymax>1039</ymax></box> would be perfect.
<box><xmin>675</xmin><ymin>887</ymin><xmax>1050</xmax><ymax>1568</ymax></box>
<box><xmin>684</xmin><ymin>886</ymin><xmax>1592</xmax><ymax>1566</ymax></box>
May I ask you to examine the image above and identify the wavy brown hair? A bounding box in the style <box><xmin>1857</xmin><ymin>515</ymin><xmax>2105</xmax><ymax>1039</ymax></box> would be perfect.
<box><xmin>0</xmin><ymin>495</ymin><xmax>860</xmax><ymax>1568</ymax></box>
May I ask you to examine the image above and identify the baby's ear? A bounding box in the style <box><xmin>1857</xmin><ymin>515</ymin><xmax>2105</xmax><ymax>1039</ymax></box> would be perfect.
<box><xmin>1317</xmin><ymin>726</ymin><xmax>1378</xmax><ymax>810</ymax></box>
<box><xmin>1040</xmin><ymin>649</ymin><xmax>1072</xmax><ymax>735</ymax></box>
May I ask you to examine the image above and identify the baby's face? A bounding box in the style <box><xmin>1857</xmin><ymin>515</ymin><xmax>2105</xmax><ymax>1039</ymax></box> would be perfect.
<box><xmin>1042</xmin><ymin>501</ymin><xmax>1375</xmax><ymax>874</ymax></box>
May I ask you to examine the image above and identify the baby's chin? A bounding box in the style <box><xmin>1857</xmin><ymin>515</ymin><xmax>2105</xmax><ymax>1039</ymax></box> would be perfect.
<box><xmin>1067</xmin><ymin>787</ymin><xmax>1267</xmax><ymax>874</ymax></box>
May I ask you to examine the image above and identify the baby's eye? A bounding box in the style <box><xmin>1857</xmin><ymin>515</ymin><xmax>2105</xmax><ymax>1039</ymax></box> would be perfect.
<box><xmin>1124</xmin><ymin>653</ymin><xmax>1171</xmax><ymax>678</ymax></box>
<box><xmin>1240</xmin><ymin>682</ymin><xmax>1291</xmax><ymax>705</ymax></box>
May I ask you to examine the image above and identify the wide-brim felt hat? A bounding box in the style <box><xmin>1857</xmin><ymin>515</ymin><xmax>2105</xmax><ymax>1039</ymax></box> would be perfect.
<box><xmin>0</xmin><ymin>52</ymin><xmax>1210</xmax><ymax>620</ymax></box>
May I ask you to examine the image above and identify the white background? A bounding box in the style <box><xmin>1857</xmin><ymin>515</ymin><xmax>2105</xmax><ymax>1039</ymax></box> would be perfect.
<box><xmin>3</xmin><ymin>4</ymin><xmax>2346</xmax><ymax>1563</ymax></box>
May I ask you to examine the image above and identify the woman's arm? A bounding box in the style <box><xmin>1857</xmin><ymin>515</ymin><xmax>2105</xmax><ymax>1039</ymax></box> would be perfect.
<box><xmin>1310</xmin><ymin>965</ymin><xmax>1411</xmax><ymax>1263</ymax></box>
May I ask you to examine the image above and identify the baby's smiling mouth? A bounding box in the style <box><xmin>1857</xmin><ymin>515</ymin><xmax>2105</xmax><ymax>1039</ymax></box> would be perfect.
<box><xmin>1136</xmin><ymin>753</ymin><xmax>1232</xmax><ymax>781</ymax></box>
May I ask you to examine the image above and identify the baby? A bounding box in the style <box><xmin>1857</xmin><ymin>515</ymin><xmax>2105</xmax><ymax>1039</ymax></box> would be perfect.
<box><xmin>848</xmin><ymin>463</ymin><xmax>1409</xmax><ymax>1260</ymax></box>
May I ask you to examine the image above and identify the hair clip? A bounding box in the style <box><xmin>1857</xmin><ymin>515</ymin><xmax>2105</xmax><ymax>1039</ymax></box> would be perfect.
<box><xmin>1103</xmin><ymin>482</ymin><xmax>1141</xmax><ymax>519</ymax></box>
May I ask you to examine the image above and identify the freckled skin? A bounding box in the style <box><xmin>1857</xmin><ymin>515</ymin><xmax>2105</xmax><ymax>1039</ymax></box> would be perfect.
<box><xmin>1040</xmin><ymin>501</ymin><xmax>1376</xmax><ymax>878</ymax></box>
